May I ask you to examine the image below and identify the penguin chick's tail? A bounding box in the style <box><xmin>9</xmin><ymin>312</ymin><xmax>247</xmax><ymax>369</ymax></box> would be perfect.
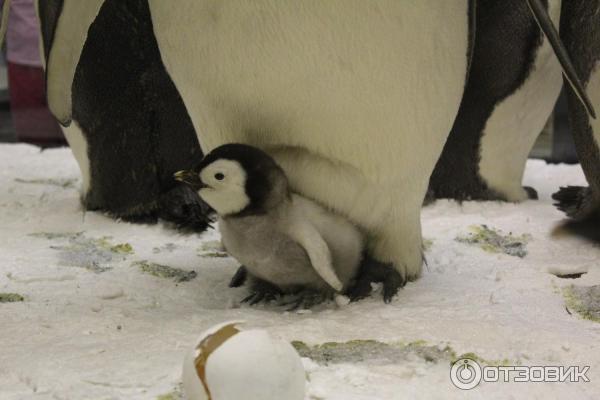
<box><xmin>526</xmin><ymin>0</ymin><xmax>596</xmax><ymax>119</ymax></box>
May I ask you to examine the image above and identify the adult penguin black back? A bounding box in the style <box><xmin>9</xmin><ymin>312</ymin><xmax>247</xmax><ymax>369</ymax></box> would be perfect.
<box><xmin>553</xmin><ymin>1</ymin><xmax>600</xmax><ymax>221</ymax></box>
<box><xmin>37</xmin><ymin>0</ymin><xmax>210</xmax><ymax>229</ymax></box>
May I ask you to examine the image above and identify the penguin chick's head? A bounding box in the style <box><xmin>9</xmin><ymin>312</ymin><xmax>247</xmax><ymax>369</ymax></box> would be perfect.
<box><xmin>175</xmin><ymin>144</ymin><xmax>288</xmax><ymax>216</ymax></box>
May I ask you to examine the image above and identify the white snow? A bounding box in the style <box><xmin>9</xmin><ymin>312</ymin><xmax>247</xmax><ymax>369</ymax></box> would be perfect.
<box><xmin>0</xmin><ymin>144</ymin><xmax>599</xmax><ymax>399</ymax></box>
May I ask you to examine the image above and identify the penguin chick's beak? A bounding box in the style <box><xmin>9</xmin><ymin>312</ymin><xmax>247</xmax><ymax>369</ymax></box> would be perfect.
<box><xmin>174</xmin><ymin>170</ymin><xmax>206</xmax><ymax>190</ymax></box>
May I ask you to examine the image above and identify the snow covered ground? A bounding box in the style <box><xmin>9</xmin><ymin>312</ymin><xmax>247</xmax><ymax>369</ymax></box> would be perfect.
<box><xmin>1</xmin><ymin>143</ymin><xmax>599</xmax><ymax>400</ymax></box>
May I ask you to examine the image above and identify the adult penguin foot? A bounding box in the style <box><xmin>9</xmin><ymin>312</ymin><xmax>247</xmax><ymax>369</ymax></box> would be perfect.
<box><xmin>347</xmin><ymin>256</ymin><xmax>406</xmax><ymax>303</ymax></box>
<box><xmin>553</xmin><ymin>186</ymin><xmax>600</xmax><ymax>221</ymax></box>
<box><xmin>157</xmin><ymin>183</ymin><xmax>214</xmax><ymax>232</ymax></box>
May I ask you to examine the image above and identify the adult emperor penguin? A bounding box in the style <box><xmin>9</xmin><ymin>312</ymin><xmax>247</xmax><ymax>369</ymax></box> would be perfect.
<box><xmin>428</xmin><ymin>0</ymin><xmax>596</xmax><ymax>203</ymax></box>
<box><xmin>553</xmin><ymin>1</ymin><xmax>600</xmax><ymax>221</ymax></box>
<box><xmin>34</xmin><ymin>0</ymin><xmax>210</xmax><ymax>229</ymax></box>
<box><xmin>149</xmin><ymin>0</ymin><xmax>473</xmax><ymax>282</ymax></box>
<box><xmin>429</xmin><ymin>0</ymin><xmax>563</xmax><ymax>202</ymax></box>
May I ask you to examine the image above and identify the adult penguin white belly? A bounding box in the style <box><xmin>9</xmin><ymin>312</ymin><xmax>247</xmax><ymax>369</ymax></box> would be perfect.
<box><xmin>553</xmin><ymin>1</ymin><xmax>600</xmax><ymax>221</ymax></box>
<box><xmin>148</xmin><ymin>1</ymin><xmax>470</xmax><ymax>280</ymax></box>
<box><xmin>36</xmin><ymin>0</ymin><xmax>105</xmax><ymax>194</ymax></box>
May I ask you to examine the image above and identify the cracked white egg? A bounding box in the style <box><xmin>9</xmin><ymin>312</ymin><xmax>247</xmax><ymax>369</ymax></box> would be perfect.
<box><xmin>182</xmin><ymin>321</ymin><xmax>306</xmax><ymax>400</ymax></box>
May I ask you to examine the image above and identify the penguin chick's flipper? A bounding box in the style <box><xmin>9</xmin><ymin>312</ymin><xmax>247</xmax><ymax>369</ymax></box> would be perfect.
<box><xmin>553</xmin><ymin>186</ymin><xmax>600</xmax><ymax>221</ymax></box>
<box><xmin>229</xmin><ymin>265</ymin><xmax>248</xmax><ymax>288</ymax></box>
<box><xmin>286</xmin><ymin>219</ymin><xmax>343</xmax><ymax>292</ymax></box>
<box><xmin>241</xmin><ymin>278</ymin><xmax>282</xmax><ymax>306</ymax></box>
<box><xmin>157</xmin><ymin>183</ymin><xmax>214</xmax><ymax>232</ymax></box>
<box><xmin>347</xmin><ymin>256</ymin><xmax>406</xmax><ymax>303</ymax></box>
<box><xmin>526</xmin><ymin>0</ymin><xmax>596</xmax><ymax>118</ymax></box>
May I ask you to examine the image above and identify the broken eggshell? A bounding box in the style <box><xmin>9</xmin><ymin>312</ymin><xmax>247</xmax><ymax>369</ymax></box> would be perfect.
<box><xmin>182</xmin><ymin>321</ymin><xmax>306</xmax><ymax>400</ymax></box>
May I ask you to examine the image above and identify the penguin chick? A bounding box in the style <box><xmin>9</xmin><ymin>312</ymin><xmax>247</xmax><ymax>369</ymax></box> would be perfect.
<box><xmin>175</xmin><ymin>143</ymin><xmax>364</xmax><ymax>295</ymax></box>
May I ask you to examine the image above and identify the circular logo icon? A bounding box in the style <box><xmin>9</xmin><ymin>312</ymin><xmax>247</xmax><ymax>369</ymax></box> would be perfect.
<box><xmin>450</xmin><ymin>358</ymin><xmax>482</xmax><ymax>390</ymax></box>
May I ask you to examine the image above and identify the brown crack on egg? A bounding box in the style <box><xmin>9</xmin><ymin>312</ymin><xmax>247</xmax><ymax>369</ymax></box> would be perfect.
<box><xmin>195</xmin><ymin>323</ymin><xmax>241</xmax><ymax>400</ymax></box>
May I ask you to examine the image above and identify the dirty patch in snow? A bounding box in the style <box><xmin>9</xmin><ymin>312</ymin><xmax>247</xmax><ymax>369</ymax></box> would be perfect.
<box><xmin>153</xmin><ymin>243</ymin><xmax>178</xmax><ymax>254</ymax></box>
<box><xmin>0</xmin><ymin>293</ymin><xmax>25</xmax><ymax>303</ymax></box>
<box><xmin>564</xmin><ymin>285</ymin><xmax>600</xmax><ymax>323</ymax></box>
<box><xmin>133</xmin><ymin>260</ymin><xmax>197</xmax><ymax>282</ymax></box>
<box><xmin>293</xmin><ymin>340</ymin><xmax>455</xmax><ymax>365</ymax></box>
<box><xmin>156</xmin><ymin>385</ymin><xmax>185</xmax><ymax>400</ymax></box>
<box><xmin>198</xmin><ymin>240</ymin><xmax>229</xmax><ymax>258</ymax></box>
<box><xmin>293</xmin><ymin>340</ymin><xmax>513</xmax><ymax>368</ymax></box>
<box><xmin>455</xmin><ymin>224</ymin><xmax>531</xmax><ymax>258</ymax></box>
<box><xmin>30</xmin><ymin>232</ymin><xmax>134</xmax><ymax>273</ymax></box>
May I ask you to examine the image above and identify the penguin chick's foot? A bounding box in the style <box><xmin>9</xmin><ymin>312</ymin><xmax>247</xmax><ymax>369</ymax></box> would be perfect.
<box><xmin>347</xmin><ymin>256</ymin><xmax>406</xmax><ymax>303</ymax></box>
<box><xmin>278</xmin><ymin>289</ymin><xmax>332</xmax><ymax>311</ymax></box>
<box><xmin>241</xmin><ymin>278</ymin><xmax>282</xmax><ymax>306</ymax></box>
<box><xmin>157</xmin><ymin>183</ymin><xmax>214</xmax><ymax>232</ymax></box>
<box><xmin>229</xmin><ymin>265</ymin><xmax>248</xmax><ymax>288</ymax></box>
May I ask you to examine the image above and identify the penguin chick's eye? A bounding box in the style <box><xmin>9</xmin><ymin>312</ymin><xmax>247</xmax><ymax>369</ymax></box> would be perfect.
<box><xmin>214</xmin><ymin>173</ymin><xmax>225</xmax><ymax>181</ymax></box>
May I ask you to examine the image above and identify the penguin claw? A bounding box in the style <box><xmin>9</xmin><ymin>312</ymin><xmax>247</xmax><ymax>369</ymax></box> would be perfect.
<box><xmin>383</xmin><ymin>268</ymin><xmax>405</xmax><ymax>303</ymax></box>
<box><xmin>240</xmin><ymin>279</ymin><xmax>282</xmax><ymax>306</ymax></box>
<box><xmin>280</xmin><ymin>293</ymin><xmax>326</xmax><ymax>312</ymax></box>
<box><xmin>382</xmin><ymin>274</ymin><xmax>403</xmax><ymax>303</ymax></box>
<box><xmin>241</xmin><ymin>292</ymin><xmax>257</xmax><ymax>303</ymax></box>
<box><xmin>346</xmin><ymin>278</ymin><xmax>373</xmax><ymax>302</ymax></box>
<box><xmin>249</xmin><ymin>292</ymin><xmax>266</xmax><ymax>305</ymax></box>
<box><xmin>347</xmin><ymin>256</ymin><xmax>405</xmax><ymax>303</ymax></box>
<box><xmin>241</xmin><ymin>291</ymin><xmax>277</xmax><ymax>305</ymax></box>
<box><xmin>278</xmin><ymin>290</ymin><xmax>328</xmax><ymax>311</ymax></box>
<box><xmin>282</xmin><ymin>297</ymin><xmax>305</xmax><ymax>311</ymax></box>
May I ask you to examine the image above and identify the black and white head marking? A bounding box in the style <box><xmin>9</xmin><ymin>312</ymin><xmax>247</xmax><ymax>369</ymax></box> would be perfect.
<box><xmin>193</xmin><ymin>144</ymin><xmax>288</xmax><ymax>217</ymax></box>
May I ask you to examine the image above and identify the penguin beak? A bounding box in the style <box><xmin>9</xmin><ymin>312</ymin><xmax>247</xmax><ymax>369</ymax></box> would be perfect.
<box><xmin>174</xmin><ymin>170</ymin><xmax>207</xmax><ymax>190</ymax></box>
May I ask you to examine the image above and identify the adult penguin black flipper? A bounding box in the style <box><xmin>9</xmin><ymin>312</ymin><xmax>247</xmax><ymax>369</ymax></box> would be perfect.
<box><xmin>37</xmin><ymin>0</ymin><xmax>210</xmax><ymax>232</ymax></box>
<box><xmin>526</xmin><ymin>0</ymin><xmax>596</xmax><ymax>119</ymax></box>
